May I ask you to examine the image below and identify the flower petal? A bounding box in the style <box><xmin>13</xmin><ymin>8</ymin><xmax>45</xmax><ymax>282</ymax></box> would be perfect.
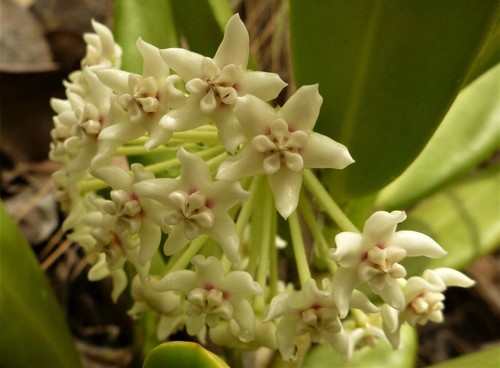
<box><xmin>138</xmin><ymin>219</ymin><xmax>161</xmax><ymax>265</ymax></box>
<box><xmin>216</xmin><ymin>145</ymin><xmax>263</xmax><ymax>181</ymax></box>
<box><xmin>137</xmin><ymin>38</ymin><xmax>167</xmax><ymax>79</ymax></box>
<box><xmin>280</xmin><ymin>84</ymin><xmax>322</xmax><ymax>132</ymax></box>
<box><xmin>213</xmin><ymin>14</ymin><xmax>249</xmax><ymax>68</ymax></box>
<box><xmin>163</xmin><ymin>224</ymin><xmax>190</xmax><ymax>256</ymax></box>
<box><xmin>302</xmin><ymin>133</ymin><xmax>354</xmax><ymax>169</ymax></box>
<box><xmin>363</xmin><ymin>210</ymin><xmax>407</xmax><ymax>245</ymax></box>
<box><xmin>234</xmin><ymin>94</ymin><xmax>276</xmax><ymax>137</ymax></box>
<box><xmin>160</xmin><ymin>48</ymin><xmax>204</xmax><ymax>81</ymax></box>
<box><xmin>95</xmin><ymin>69</ymin><xmax>130</xmax><ymax>95</ymax></box>
<box><xmin>98</xmin><ymin>121</ymin><xmax>145</xmax><ymax>143</ymax></box>
<box><xmin>92</xmin><ymin>165</ymin><xmax>132</xmax><ymax>191</ymax></box>
<box><xmin>332</xmin><ymin>267</ymin><xmax>359</xmax><ymax>318</ymax></box>
<box><xmin>133</xmin><ymin>178</ymin><xmax>180</xmax><ymax>204</ymax></box>
<box><xmin>209</xmin><ymin>214</ymin><xmax>240</xmax><ymax>262</ymax></box>
<box><xmin>392</xmin><ymin>230</ymin><xmax>446</xmax><ymax>258</ymax></box>
<box><xmin>426</xmin><ymin>268</ymin><xmax>475</xmax><ymax>288</ymax></box>
<box><xmin>268</xmin><ymin>168</ymin><xmax>302</xmax><ymax>219</ymax></box>
<box><xmin>238</xmin><ymin>70</ymin><xmax>287</xmax><ymax>101</ymax></box>
<box><xmin>177</xmin><ymin>147</ymin><xmax>213</xmax><ymax>191</ymax></box>
<box><xmin>331</xmin><ymin>232</ymin><xmax>363</xmax><ymax>267</ymax></box>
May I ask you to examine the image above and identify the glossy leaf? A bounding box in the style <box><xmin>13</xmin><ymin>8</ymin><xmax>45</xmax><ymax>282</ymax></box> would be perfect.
<box><xmin>400</xmin><ymin>164</ymin><xmax>500</xmax><ymax>276</ymax></box>
<box><xmin>302</xmin><ymin>325</ymin><xmax>417</xmax><ymax>368</ymax></box>
<box><xmin>0</xmin><ymin>202</ymin><xmax>81</xmax><ymax>368</ymax></box>
<box><xmin>170</xmin><ymin>0</ymin><xmax>232</xmax><ymax>56</ymax></box>
<box><xmin>377</xmin><ymin>63</ymin><xmax>500</xmax><ymax>210</ymax></box>
<box><xmin>289</xmin><ymin>0</ymin><xmax>499</xmax><ymax>199</ymax></box>
<box><xmin>428</xmin><ymin>345</ymin><xmax>500</xmax><ymax>368</ymax></box>
<box><xmin>142</xmin><ymin>341</ymin><xmax>229</xmax><ymax>368</ymax></box>
<box><xmin>114</xmin><ymin>0</ymin><xmax>178</xmax><ymax>73</ymax></box>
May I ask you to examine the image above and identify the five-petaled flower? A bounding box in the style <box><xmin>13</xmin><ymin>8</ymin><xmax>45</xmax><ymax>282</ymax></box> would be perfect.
<box><xmin>330</xmin><ymin>210</ymin><xmax>447</xmax><ymax>317</ymax></box>
<box><xmin>153</xmin><ymin>255</ymin><xmax>262</xmax><ymax>342</ymax></box>
<box><xmin>264</xmin><ymin>278</ymin><xmax>378</xmax><ymax>361</ymax></box>
<box><xmin>216</xmin><ymin>84</ymin><xmax>354</xmax><ymax>219</ymax></box>
<box><xmin>133</xmin><ymin>147</ymin><xmax>249</xmax><ymax>262</ymax></box>
<box><xmin>160</xmin><ymin>14</ymin><xmax>287</xmax><ymax>152</ymax></box>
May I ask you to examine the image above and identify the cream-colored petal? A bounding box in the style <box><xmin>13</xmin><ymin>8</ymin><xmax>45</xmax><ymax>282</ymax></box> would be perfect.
<box><xmin>95</xmin><ymin>69</ymin><xmax>130</xmax><ymax>95</ymax></box>
<box><xmin>332</xmin><ymin>267</ymin><xmax>359</xmax><ymax>318</ymax></box>
<box><xmin>133</xmin><ymin>178</ymin><xmax>180</xmax><ymax>204</ymax></box>
<box><xmin>92</xmin><ymin>165</ymin><xmax>131</xmax><ymax>191</ymax></box>
<box><xmin>302</xmin><ymin>133</ymin><xmax>354</xmax><ymax>170</ymax></box>
<box><xmin>331</xmin><ymin>232</ymin><xmax>363</xmax><ymax>267</ymax></box>
<box><xmin>159</xmin><ymin>97</ymin><xmax>208</xmax><ymax>132</ymax></box>
<box><xmin>200</xmin><ymin>89</ymin><xmax>218</xmax><ymax>114</ymax></box>
<box><xmin>426</xmin><ymin>268</ymin><xmax>475</xmax><ymax>288</ymax></box>
<box><xmin>234</xmin><ymin>94</ymin><xmax>276</xmax><ymax>137</ymax></box>
<box><xmin>280</xmin><ymin>84</ymin><xmax>322</xmax><ymax>132</ymax></box>
<box><xmin>163</xmin><ymin>225</ymin><xmax>190</xmax><ymax>255</ymax></box>
<box><xmin>160</xmin><ymin>48</ymin><xmax>204</xmax><ymax>81</ymax></box>
<box><xmin>263</xmin><ymin>154</ymin><xmax>281</xmax><ymax>175</ymax></box>
<box><xmin>392</xmin><ymin>230</ymin><xmax>446</xmax><ymax>258</ymax></box>
<box><xmin>213</xmin><ymin>14</ymin><xmax>249</xmax><ymax>68</ymax></box>
<box><xmin>138</xmin><ymin>220</ymin><xmax>161</xmax><ymax>265</ymax></box>
<box><xmin>209</xmin><ymin>214</ymin><xmax>240</xmax><ymax>262</ymax></box>
<box><xmin>363</xmin><ymin>211</ymin><xmax>407</xmax><ymax>245</ymax></box>
<box><xmin>98</xmin><ymin>121</ymin><xmax>145</xmax><ymax>143</ymax></box>
<box><xmin>268</xmin><ymin>168</ymin><xmax>302</xmax><ymax>219</ymax></box>
<box><xmin>177</xmin><ymin>147</ymin><xmax>213</xmax><ymax>191</ymax></box>
<box><xmin>137</xmin><ymin>38</ymin><xmax>167</xmax><ymax>79</ymax></box>
<box><xmin>238</xmin><ymin>70</ymin><xmax>287</xmax><ymax>101</ymax></box>
<box><xmin>216</xmin><ymin>145</ymin><xmax>263</xmax><ymax>181</ymax></box>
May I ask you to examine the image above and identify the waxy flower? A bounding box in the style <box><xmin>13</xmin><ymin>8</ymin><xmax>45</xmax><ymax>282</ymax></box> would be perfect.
<box><xmin>92</xmin><ymin>163</ymin><xmax>166</xmax><ymax>265</ymax></box>
<box><xmin>217</xmin><ymin>85</ymin><xmax>354</xmax><ymax>218</ymax></box>
<box><xmin>153</xmin><ymin>255</ymin><xmax>262</xmax><ymax>342</ymax></box>
<box><xmin>128</xmin><ymin>276</ymin><xmax>185</xmax><ymax>340</ymax></box>
<box><xmin>160</xmin><ymin>14</ymin><xmax>286</xmax><ymax>152</ymax></box>
<box><xmin>264</xmin><ymin>278</ymin><xmax>377</xmax><ymax>361</ymax></box>
<box><xmin>97</xmin><ymin>38</ymin><xmax>184</xmax><ymax>150</ymax></box>
<box><xmin>381</xmin><ymin>268</ymin><xmax>474</xmax><ymax>348</ymax></box>
<box><xmin>330</xmin><ymin>211</ymin><xmax>446</xmax><ymax>317</ymax></box>
<box><xmin>81</xmin><ymin>19</ymin><xmax>122</xmax><ymax>69</ymax></box>
<box><xmin>133</xmin><ymin>147</ymin><xmax>249</xmax><ymax>261</ymax></box>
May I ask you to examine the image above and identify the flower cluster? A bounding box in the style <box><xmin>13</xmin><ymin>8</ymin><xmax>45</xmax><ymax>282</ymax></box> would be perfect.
<box><xmin>50</xmin><ymin>15</ymin><xmax>474</xmax><ymax>363</ymax></box>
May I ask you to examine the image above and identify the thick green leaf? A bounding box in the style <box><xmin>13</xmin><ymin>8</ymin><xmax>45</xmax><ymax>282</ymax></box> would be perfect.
<box><xmin>377</xmin><ymin>63</ymin><xmax>500</xmax><ymax>210</ymax></box>
<box><xmin>400</xmin><ymin>164</ymin><xmax>500</xmax><ymax>276</ymax></box>
<box><xmin>114</xmin><ymin>0</ymin><xmax>178</xmax><ymax>73</ymax></box>
<box><xmin>142</xmin><ymin>341</ymin><xmax>229</xmax><ymax>368</ymax></box>
<box><xmin>0</xmin><ymin>202</ymin><xmax>81</xmax><ymax>368</ymax></box>
<box><xmin>289</xmin><ymin>0</ymin><xmax>499</xmax><ymax>199</ymax></box>
<box><xmin>170</xmin><ymin>0</ymin><xmax>232</xmax><ymax>56</ymax></box>
<box><xmin>302</xmin><ymin>325</ymin><xmax>417</xmax><ymax>368</ymax></box>
<box><xmin>428</xmin><ymin>345</ymin><xmax>500</xmax><ymax>368</ymax></box>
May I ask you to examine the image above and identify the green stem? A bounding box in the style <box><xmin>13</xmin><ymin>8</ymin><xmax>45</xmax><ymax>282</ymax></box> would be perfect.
<box><xmin>298</xmin><ymin>191</ymin><xmax>337</xmax><ymax>275</ymax></box>
<box><xmin>165</xmin><ymin>235</ymin><xmax>210</xmax><ymax>272</ymax></box>
<box><xmin>303</xmin><ymin>169</ymin><xmax>359</xmax><ymax>233</ymax></box>
<box><xmin>289</xmin><ymin>210</ymin><xmax>311</xmax><ymax>287</ymax></box>
<box><xmin>144</xmin><ymin>145</ymin><xmax>224</xmax><ymax>173</ymax></box>
<box><xmin>247</xmin><ymin>175</ymin><xmax>266</xmax><ymax>276</ymax></box>
<box><xmin>236</xmin><ymin>176</ymin><xmax>260</xmax><ymax>239</ymax></box>
<box><xmin>254</xmin><ymin>180</ymin><xmax>274</xmax><ymax>311</ymax></box>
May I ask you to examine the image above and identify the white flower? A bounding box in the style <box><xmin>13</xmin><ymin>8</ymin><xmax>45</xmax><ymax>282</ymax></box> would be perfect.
<box><xmin>160</xmin><ymin>14</ymin><xmax>286</xmax><ymax>152</ymax></box>
<box><xmin>153</xmin><ymin>255</ymin><xmax>262</xmax><ymax>342</ymax></box>
<box><xmin>128</xmin><ymin>276</ymin><xmax>185</xmax><ymax>340</ymax></box>
<box><xmin>217</xmin><ymin>85</ymin><xmax>354</xmax><ymax>218</ymax></box>
<box><xmin>96</xmin><ymin>38</ymin><xmax>184</xmax><ymax>150</ymax></box>
<box><xmin>81</xmin><ymin>19</ymin><xmax>122</xmax><ymax>69</ymax></box>
<box><xmin>92</xmin><ymin>163</ymin><xmax>166</xmax><ymax>265</ymax></box>
<box><xmin>381</xmin><ymin>267</ymin><xmax>474</xmax><ymax>348</ymax></box>
<box><xmin>330</xmin><ymin>211</ymin><xmax>446</xmax><ymax>317</ymax></box>
<box><xmin>263</xmin><ymin>279</ymin><xmax>376</xmax><ymax>361</ymax></box>
<box><xmin>133</xmin><ymin>147</ymin><xmax>249</xmax><ymax>261</ymax></box>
